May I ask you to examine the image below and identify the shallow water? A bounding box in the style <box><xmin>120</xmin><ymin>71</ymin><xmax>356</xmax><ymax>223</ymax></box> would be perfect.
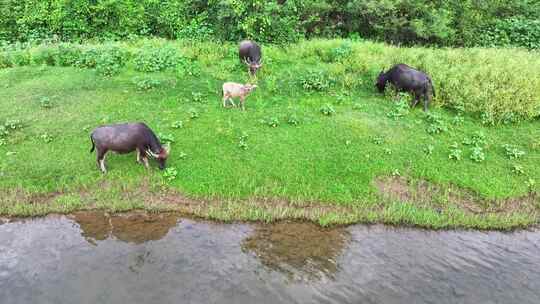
<box><xmin>1</xmin><ymin>212</ymin><xmax>539</xmax><ymax>304</ymax></box>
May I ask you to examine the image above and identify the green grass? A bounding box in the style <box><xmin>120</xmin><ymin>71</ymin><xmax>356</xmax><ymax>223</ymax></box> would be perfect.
<box><xmin>0</xmin><ymin>39</ymin><xmax>539</xmax><ymax>230</ymax></box>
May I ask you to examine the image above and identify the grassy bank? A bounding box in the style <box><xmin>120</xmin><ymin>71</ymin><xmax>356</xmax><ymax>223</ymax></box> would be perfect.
<box><xmin>1</xmin><ymin>39</ymin><xmax>539</xmax><ymax>229</ymax></box>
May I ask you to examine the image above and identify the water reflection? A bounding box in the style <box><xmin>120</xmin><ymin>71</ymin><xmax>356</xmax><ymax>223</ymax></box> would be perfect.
<box><xmin>2</xmin><ymin>214</ymin><xmax>540</xmax><ymax>303</ymax></box>
<box><xmin>242</xmin><ymin>221</ymin><xmax>350</xmax><ymax>281</ymax></box>
<box><xmin>69</xmin><ymin>211</ymin><xmax>179</xmax><ymax>245</ymax></box>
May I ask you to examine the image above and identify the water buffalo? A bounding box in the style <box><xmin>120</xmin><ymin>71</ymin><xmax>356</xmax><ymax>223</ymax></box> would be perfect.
<box><xmin>222</xmin><ymin>82</ymin><xmax>257</xmax><ymax>111</ymax></box>
<box><xmin>90</xmin><ymin>123</ymin><xmax>170</xmax><ymax>173</ymax></box>
<box><xmin>376</xmin><ymin>64</ymin><xmax>436</xmax><ymax>111</ymax></box>
<box><xmin>239</xmin><ymin>40</ymin><xmax>262</xmax><ymax>76</ymax></box>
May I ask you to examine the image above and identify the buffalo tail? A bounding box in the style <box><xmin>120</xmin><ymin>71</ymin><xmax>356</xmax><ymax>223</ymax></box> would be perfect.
<box><xmin>89</xmin><ymin>135</ymin><xmax>95</xmax><ymax>153</ymax></box>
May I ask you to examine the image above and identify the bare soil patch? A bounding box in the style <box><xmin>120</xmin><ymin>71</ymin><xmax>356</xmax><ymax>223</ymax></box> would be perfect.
<box><xmin>374</xmin><ymin>176</ymin><xmax>539</xmax><ymax>215</ymax></box>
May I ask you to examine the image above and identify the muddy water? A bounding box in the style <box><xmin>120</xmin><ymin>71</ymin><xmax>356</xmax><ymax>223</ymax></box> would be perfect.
<box><xmin>1</xmin><ymin>212</ymin><xmax>539</xmax><ymax>304</ymax></box>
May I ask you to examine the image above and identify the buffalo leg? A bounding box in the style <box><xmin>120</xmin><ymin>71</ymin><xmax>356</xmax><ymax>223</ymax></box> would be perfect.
<box><xmin>240</xmin><ymin>96</ymin><xmax>245</xmax><ymax>111</ymax></box>
<box><xmin>136</xmin><ymin>149</ymin><xmax>142</xmax><ymax>164</ymax></box>
<box><xmin>423</xmin><ymin>94</ymin><xmax>430</xmax><ymax>112</ymax></box>
<box><xmin>229</xmin><ymin>98</ymin><xmax>237</xmax><ymax>108</ymax></box>
<box><xmin>142</xmin><ymin>156</ymin><xmax>149</xmax><ymax>169</ymax></box>
<box><xmin>97</xmin><ymin>149</ymin><xmax>107</xmax><ymax>173</ymax></box>
<box><xmin>411</xmin><ymin>93</ymin><xmax>420</xmax><ymax>108</ymax></box>
<box><xmin>223</xmin><ymin>94</ymin><xmax>230</xmax><ymax>108</ymax></box>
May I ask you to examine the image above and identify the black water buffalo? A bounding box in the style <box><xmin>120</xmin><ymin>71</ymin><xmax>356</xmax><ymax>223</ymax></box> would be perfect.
<box><xmin>376</xmin><ymin>64</ymin><xmax>436</xmax><ymax>111</ymax></box>
<box><xmin>239</xmin><ymin>40</ymin><xmax>262</xmax><ymax>76</ymax></box>
<box><xmin>90</xmin><ymin>123</ymin><xmax>170</xmax><ymax>173</ymax></box>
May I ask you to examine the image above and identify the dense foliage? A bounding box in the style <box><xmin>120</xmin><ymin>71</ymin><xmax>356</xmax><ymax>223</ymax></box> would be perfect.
<box><xmin>1</xmin><ymin>0</ymin><xmax>539</xmax><ymax>47</ymax></box>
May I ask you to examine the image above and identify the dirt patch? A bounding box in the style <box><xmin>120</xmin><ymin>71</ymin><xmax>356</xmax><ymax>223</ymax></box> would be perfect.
<box><xmin>115</xmin><ymin>178</ymin><xmax>204</xmax><ymax>208</ymax></box>
<box><xmin>1</xmin><ymin>189</ymin><xmax>64</xmax><ymax>205</ymax></box>
<box><xmin>374</xmin><ymin>176</ymin><xmax>539</xmax><ymax>215</ymax></box>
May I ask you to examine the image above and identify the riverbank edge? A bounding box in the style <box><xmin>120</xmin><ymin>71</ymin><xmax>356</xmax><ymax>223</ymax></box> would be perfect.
<box><xmin>1</xmin><ymin>183</ymin><xmax>538</xmax><ymax>231</ymax></box>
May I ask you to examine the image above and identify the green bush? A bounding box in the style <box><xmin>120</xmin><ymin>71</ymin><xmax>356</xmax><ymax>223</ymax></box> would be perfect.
<box><xmin>11</xmin><ymin>50</ymin><xmax>32</xmax><ymax>66</ymax></box>
<box><xmin>299</xmin><ymin>70</ymin><xmax>335</xmax><ymax>92</ymax></box>
<box><xmin>0</xmin><ymin>52</ymin><xmax>12</xmax><ymax>68</ymax></box>
<box><xmin>55</xmin><ymin>44</ymin><xmax>82</xmax><ymax>66</ymax></box>
<box><xmin>31</xmin><ymin>46</ymin><xmax>58</xmax><ymax>66</ymax></box>
<box><xmin>75</xmin><ymin>48</ymin><xmax>100</xmax><ymax>68</ymax></box>
<box><xmin>478</xmin><ymin>18</ymin><xmax>540</xmax><ymax>49</ymax></box>
<box><xmin>95</xmin><ymin>46</ymin><xmax>127</xmax><ymax>76</ymax></box>
<box><xmin>2</xmin><ymin>0</ymin><xmax>537</xmax><ymax>47</ymax></box>
<box><xmin>134</xmin><ymin>45</ymin><xmax>181</xmax><ymax>72</ymax></box>
<box><xmin>133</xmin><ymin>77</ymin><xmax>161</xmax><ymax>91</ymax></box>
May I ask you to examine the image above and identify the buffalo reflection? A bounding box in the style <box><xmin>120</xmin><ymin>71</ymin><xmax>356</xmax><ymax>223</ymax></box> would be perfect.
<box><xmin>242</xmin><ymin>221</ymin><xmax>350</xmax><ymax>281</ymax></box>
<box><xmin>69</xmin><ymin>211</ymin><xmax>179</xmax><ymax>245</ymax></box>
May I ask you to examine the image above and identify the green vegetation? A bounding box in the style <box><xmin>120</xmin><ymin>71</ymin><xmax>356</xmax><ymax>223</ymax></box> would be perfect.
<box><xmin>1</xmin><ymin>0</ymin><xmax>539</xmax><ymax>48</ymax></box>
<box><xmin>0</xmin><ymin>38</ymin><xmax>539</xmax><ymax>230</ymax></box>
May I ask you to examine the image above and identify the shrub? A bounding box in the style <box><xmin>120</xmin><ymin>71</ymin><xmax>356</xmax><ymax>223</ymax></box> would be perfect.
<box><xmin>176</xmin><ymin>59</ymin><xmax>201</xmax><ymax>77</ymax></box>
<box><xmin>133</xmin><ymin>77</ymin><xmax>161</xmax><ymax>91</ymax></box>
<box><xmin>10</xmin><ymin>50</ymin><xmax>32</xmax><ymax>66</ymax></box>
<box><xmin>287</xmin><ymin>114</ymin><xmax>300</xmax><ymax>126</ymax></box>
<box><xmin>503</xmin><ymin>144</ymin><xmax>526</xmax><ymax>159</ymax></box>
<box><xmin>0</xmin><ymin>126</ymin><xmax>9</xmax><ymax>138</ymax></box>
<box><xmin>31</xmin><ymin>46</ymin><xmax>58</xmax><ymax>66</ymax></box>
<box><xmin>188</xmin><ymin>109</ymin><xmax>199</xmax><ymax>119</ymax></box>
<box><xmin>371</xmin><ymin>136</ymin><xmax>385</xmax><ymax>145</ymax></box>
<box><xmin>0</xmin><ymin>52</ymin><xmax>13</xmax><ymax>68</ymax></box>
<box><xmin>320</xmin><ymin>41</ymin><xmax>353</xmax><ymax>62</ymax></box>
<box><xmin>320</xmin><ymin>104</ymin><xmax>336</xmax><ymax>116</ymax></box>
<box><xmin>449</xmin><ymin>148</ymin><xmax>462</xmax><ymax>161</ymax></box>
<box><xmin>1</xmin><ymin>1</ymin><xmax>539</xmax><ymax>48</ymax></box>
<box><xmin>55</xmin><ymin>44</ymin><xmax>82</xmax><ymax>67</ymax></box>
<box><xmin>134</xmin><ymin>45</ymin><xmax>181</xmax><ymax>73</ymax></box>
<box><xmin>478</xmin><ymin>18</ymin><xmax>540</xmax><ymax>49</ymax></box>
<box><xmin>424</xmin><ymin>145</ymin><xmax>434</xmax><ymax>155</ymax></box>
<box><xmin>387</xmin><ymin>98</ymin><xmax>410</xmax><ymax>120</ymax></box>
<box><xmin>463</xmin><ymin>131</ymin><xmax>487</xmax><ymax>147</ymax></box>
<box><xmin>163</xmin><ymin>167</ymin><xmax>178</xmax><ymax>181</ymax></box>
<box><xmin>191</xmin><ymin>92</ymin><xmax>205</xmax><ymax>104</ymax></box>
<box><xmin>95</xmin><ymin>46</ymin><xmax>127</xmax><ymax>77</ymax></box>
<box><xmin>299</xmin><ymin>71</ymin><xmax>334</xmax><ymax>92</ymax></box>
<box><xmin>39</xmin><ymin>96</ymin><xmax>53</xmax><ymax>108</ymax></box>
<box><xmin>173</xmin><ymin>14</ymin><xmax>214</xmax><ymax>41</ymax></box>
<box><xmin>425</xmin><ymin>113</ymin><xmax>448</xmax><ymax>134</ymax></box>
<box><xmin>452</xmin><ymin>114</ymin><xmax>464</xmax><ymax>125</ymax></box>
<box><xmin>40</xmin><ymin>133</ymin><xmax>53</xmax><ymax>143</ymax></box>
<box><xmin>470</xmin><ymin>147</ymin><xmax>485</xmax><ymax>162</ymax></box>
<box><xmin>261</xmin><ymin>116</ymin><xmax>280</xmax><ymax>128</ymax></box>
<box><xmin>171</xmin><ymin>121</ymin><xmax>183</xmax><ymax>129</ymax></box>
<box><xmin>4</xmin><ymin>120</ymin><xmax>23</xmax><ymax>131</ymax></box>
<box><xmin>512</xmin><ymin>164</ymin><xmax>525</xmax><ymax>175</ymax></box>
<box><xmin>158</xmin><ymin>133</ymin><xmax>175</xmax><ymax>145</ymax></box>
<box><xmin>0</xmin><ymin>118</ymin><xmax>23</xmax><ymax>145</ymax></box>
<box><xmin>238</xmin><ymin>132</ymin><xmax>248</xmax><ymax>150</ymax></box>
<box><xmin>75</xmin><ymin>48</ymin><xmax>100</xmax><ymax>69</ymax></box>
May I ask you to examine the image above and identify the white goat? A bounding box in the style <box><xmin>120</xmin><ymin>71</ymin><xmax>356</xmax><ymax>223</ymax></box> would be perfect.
<box><xmin>222</xmin><ymin>82</ymin><xmax>257</xmax><ymax>111</ymax></box>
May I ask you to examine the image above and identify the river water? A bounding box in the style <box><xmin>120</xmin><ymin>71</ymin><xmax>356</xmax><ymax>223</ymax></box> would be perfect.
<box><xmin>1</xmin><ymin>211</ymin><xmax>539</xmax><ymax>304</ymax></box>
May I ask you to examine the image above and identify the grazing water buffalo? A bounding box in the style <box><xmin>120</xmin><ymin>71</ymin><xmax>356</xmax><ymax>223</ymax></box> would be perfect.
<box><xmin>222</xmin><ymin>82</ymin><xmax>257</xmax><ymax>111</ymax></box>
<box><xmin>376</xmin><ymin>64</ymin><xmax>436</xmax><ymax>111</ymax></box>
<box><xmin>239</xmin><ymin>40</ymin><xmax>262</xmax><ymax>76</ymax></box>
<box><xmin>90</xmin><ymin>123</ymin><xmax>170</xmax><ymax>173</ymax></box>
